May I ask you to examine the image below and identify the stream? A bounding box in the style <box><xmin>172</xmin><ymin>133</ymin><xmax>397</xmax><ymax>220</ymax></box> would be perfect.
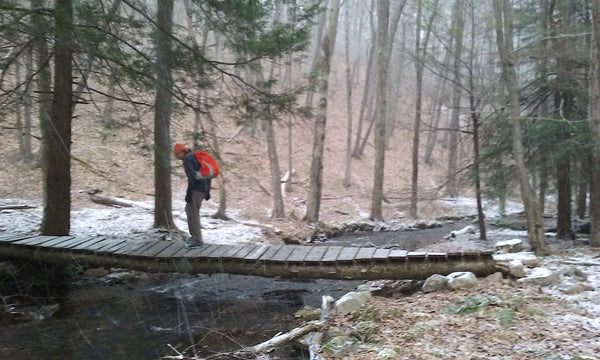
<box><xmin>0</xmin><ymin>219</ymin><xmax>477</xmax><ymax>360</ymax></box>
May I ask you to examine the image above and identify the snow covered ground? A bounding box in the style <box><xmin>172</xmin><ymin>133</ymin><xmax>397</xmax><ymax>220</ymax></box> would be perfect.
<box><xmin>0</xmin><ymin>198</ymin><xmax>265</xmax><ymax>245</ymax></box>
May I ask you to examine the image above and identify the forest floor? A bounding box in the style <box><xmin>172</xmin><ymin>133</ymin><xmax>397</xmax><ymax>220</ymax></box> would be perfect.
<box><xmin>1</xmin><ymin>82</ymin><xmax>599</xmax><ymax>359</ymax></box>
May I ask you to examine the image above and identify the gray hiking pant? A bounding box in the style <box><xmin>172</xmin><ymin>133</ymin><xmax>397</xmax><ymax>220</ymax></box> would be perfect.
<box><xmin>185</xmin><ymin>190</ymin><xmax>205</xmax><ymax>244</ymax></box>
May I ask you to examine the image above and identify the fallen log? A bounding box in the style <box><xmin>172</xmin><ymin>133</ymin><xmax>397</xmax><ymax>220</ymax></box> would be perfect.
<box><xmin>88</xmin><ymin>193</ymin><xmax>189</xmax><ymax>222</ymax></box>
<box><xmin>89</xmin><ymin>193</ymin><xmax>154</xmax><ymax>210</ymax></box>
<box><xmin>0</xmin><ymin>205</ymin><xmax>37</xmax><ymax>211</ymax></box>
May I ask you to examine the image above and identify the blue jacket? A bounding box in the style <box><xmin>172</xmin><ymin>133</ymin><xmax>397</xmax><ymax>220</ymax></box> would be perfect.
<box><xmin>183</xmin><ymin>152</ymin><xmax>211</xmax><ymax>196</ymax></box>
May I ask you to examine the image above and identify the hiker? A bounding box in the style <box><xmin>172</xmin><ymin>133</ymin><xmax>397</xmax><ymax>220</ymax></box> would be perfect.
<box><xmin>173</xmin><ymin>143</ymin><xmax>211</xmax><ymax>248</ymax></box>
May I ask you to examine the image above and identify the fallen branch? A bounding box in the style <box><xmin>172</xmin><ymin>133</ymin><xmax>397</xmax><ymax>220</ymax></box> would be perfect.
<box><xmin>88</xmin><ymin>192</ymin><xmax>188</xmax><ymax>222</ymax></box>
<box><xmin>90</xmin><ymin>193</ymin><xmax>154</xmax><ymax>210</ymax></box>
<box><xmin>561</xmin><ymin>259</ymin><xmax>600</xmax><ymax>267</ymax></box>
<box><xmin>0</xmin><ymin>204</ymin><xmax>37</xmax><ymax>211</ymax></box>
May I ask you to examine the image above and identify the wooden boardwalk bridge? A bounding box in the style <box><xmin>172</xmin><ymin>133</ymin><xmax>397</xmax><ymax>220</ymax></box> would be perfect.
<box><xmin>0</xmin><ymin>233</ymin><xmax>497</xmax><ymax>280</ymax></box>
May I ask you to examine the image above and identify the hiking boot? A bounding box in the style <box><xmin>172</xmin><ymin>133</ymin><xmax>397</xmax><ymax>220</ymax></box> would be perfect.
<box><xmin>184</xmin><ymin>238</ymin><xmax>203</xmax><ymax>249</ymax></box>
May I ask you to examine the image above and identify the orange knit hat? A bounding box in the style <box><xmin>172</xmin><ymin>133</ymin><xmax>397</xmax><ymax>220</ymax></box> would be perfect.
<box><xmin>173</xmin><ymin>143</ymin><xmax>185</xmax><ymax>155</ymax></box>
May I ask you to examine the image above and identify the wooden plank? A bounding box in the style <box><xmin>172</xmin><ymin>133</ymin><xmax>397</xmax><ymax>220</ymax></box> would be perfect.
<box><xmin>13</xmin><ymin>236</ymin><xmax>60</xmax><ymax>246</ymax></box>
<box><xmin>268</xmin><ymin>245</ymin><xmax>295</xmax><ymax>262</ymax></box>
<box><xmin>192</xmin><ymin>244</ymin><xmax>220</xmax><ymax>257</ymax></box>
<box><xmin>181</xmin><ymin>245</ymin><xmax>206</xmax><ymax>257</ymax></box>
<box><xmin>321</xmin><ymin>246</ymin><xmax>343</xmax><ymax>262</ymax></box>
<box><xmin>388</xmin><ymin>249</ymin><xmax>408</xmax><ymax>259</ymax></box>
<box><xmin>373</xmin><ymin>248</ymin><xmax>391</xmax><ymax>260</ymax></box>
<box><xmin>231</xmin><ymin>245</ymin><xmax>258</xmax><ymax>259</ymax></box>
<box><xmin>0</xmin><ymin>234</ymin><xmax>37</xmax><ymax>242</ymax></box>
<box><xmin>113</xmin><ymin>242</ymin><xmax>146</xmax><ymax>255</ymax></box>
<box><xmin>447</xmin><ymin>251</ymin><xmax>463</xmax><ymax>261</ymax></box>
<box><xmin>426</xmin><ymin>253</ymin><xmax>447</xmax><ymax>262</ymax></box>
<box><xmin>258</xmin><ymin>245</ymin><xmax>282</xmax><ymax>261</ymax></box>
<box><xmin>336</xmin><ymin>247</ymin><xmax>359</xmax><ymax>262</ymax></box>
<box><xmin>243</xmin><ymin>244</ymin><xmax>269</xmax><ymax>261</ymax></box>
<box><xmin>37</xmin><ymin>236</ymin><xmax>80</xmax><ymax>248</ymax></box>
<box><xmin>61</xmin><ymin>237</ymin><xmax>100</xmax><ymax>249</ymax></box>
<box><xmin>89</xmin><ymin>240</ymin><xmax>120</xmax><ymax>252</ymax></box>
<box><xmin>354</xmin><ymin>247</ymin><xmax>376</xmax><ymax>260</ymax></box>
<box><xmin>100</xmin><ymin>240</ymin><xmax>131</xmax><ymax>253</ymax></box>
<box><xmin>169</xmin><ymin>243</ymin><xmax>197</xmax><ymax>258</ymax></box>
<box><xmin>138</xmin><ymin>241</ymin><xmax>176</xmax><ymax>257</ymax></box>
<box><xmin>128</xmin><ymin>241</ymin><xmax>162</xmax><ymax>256</ymax></box>
<box><xmin>205</xmin><ymin>244</ymin><xmax>232</xmax><ymax>258</ymax></box>
<box><xmin>304</xmin><ymin>246</ymin><xmax>328</xmax><ymax>263</ymax></box>
<box><xmin>70</xmin><ymin>237</ymin><xmax>107</xmax><ymax>250</ymax></box>
<box><xmin>222</xmin><ymin>245</ymin><xmax>247</xmax><ymax>258</ymax></box>
<box><xmin>407</xmin><ymin>252</ymin><xmax>427</xmax><ymax>262</ymax></box>
<box><xmin>286</xmin><ymin>246</ymin><xmax>313</xmax><ymax>263</ymax></box>
<box><xmin>155</xmin><ymin>242</ymin><xmax>184</xmax><ymax>257</ymax></box>
<box><xmin>174</xmin><ymin>243</ymin><xmax>217</xmax><ymax>258</ymax></box>
<box><xmin>42</xmin><ymin>236</ymin><xmax>83</xmax><ymax>249</ymax></box>
<box><xmin>462</xmin><ymin>251</ymin><xmax>481</xmax><ymax>260</ymax></box>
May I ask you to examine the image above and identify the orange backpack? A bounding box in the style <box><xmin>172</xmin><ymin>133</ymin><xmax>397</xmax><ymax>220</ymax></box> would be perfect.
<box><xmin>193</xmin><ymin>151</ymin><xmax>220</xmax><ymax>180</ymax></box>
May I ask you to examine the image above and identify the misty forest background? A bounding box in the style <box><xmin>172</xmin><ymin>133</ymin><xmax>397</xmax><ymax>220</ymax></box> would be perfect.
<box><xmin>2</xmin><ymin>0</ymin><xmax>600</xmax><ymax>255</ymax></box>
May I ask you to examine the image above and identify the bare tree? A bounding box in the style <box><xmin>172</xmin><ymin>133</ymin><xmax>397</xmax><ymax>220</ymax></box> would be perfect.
<box><xmin>493</xmin><ymin>0</ymin><xmax>549</xmax><ymax>254</ymax></box>
<box><xmin>467</xmin><ymin>0</ymin><xmax>486</xmax><ymax>240</ymax></box>
<box><xmin>153</xmin><ymin>0</ymin><xmax>176</xmax><ymax>230</ymax></box>
<box><xmin>370</xmin><ymin>0</ymin><xmax>390</xmax><ymax>220</ymax></box>
<box><xmin>40</xmin><ymin>0</ymin><xmax>73</xmax><ymax>236</ymax></box>
<box><xmin>305</xmin><ymin>0</ymin><xmax>341</xmax><ymax>223</ymax></box>
<box><xmin>446</xmin><ymin>0</ymin><xmax>466</xmax><ymax>198</ymax></box>
<box><xmin>589</xmin><ymin>0</ymin><xmax>600</xmax><ymax>248</ymax></box>
<box><xmin>410</xmin><ymin>0</ymin><xmax>438</xmax><ymax>218</ymax></box>
<box><xmin>342</xmin><ymin>1</ymin><xmax>354</xmax><ymax>188</ymax></box>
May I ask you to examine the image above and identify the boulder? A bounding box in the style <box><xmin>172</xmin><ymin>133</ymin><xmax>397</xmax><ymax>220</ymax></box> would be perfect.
<box><xmin>562</xmin><ymin>266</ymin><xmax>588</xmax><ymax>281</ymax></box>
<box><xmin>517</xmin><ymin>267</ymin><xmax>559</xmax><ymax>286</ymax></box>
<box><xmin>560</xmin><ymin>284</ymin><xmax>588</xmax><ymax>295</ymax></box>
<box><xmin>335</xmin><ymin>291</ymin><xmax>372</xmax><ymax>316</ymax></box>
<box><xmin>376</xmin><ymin>347</ymin><xmax>399</xmax><ymax>360</ymax></box>
<box><xmin>508</xmin><ymin>259</ymin><xmax>526</xmax><ymax>278</ymax></box>
<box><xmin>422</xmin><ymin>274</ymin><xmax>448</xmax><ymax>293</ymax></box>
<box><xmin>485</xmin><ymin>272</ymin><xmax>504</xmax><ymax>282</ymax></box>
<box><xmin>494</xmin><ymin>238</ymin><xmax>523</xmax><ymax>253</ymax></box>
<box><xmin>493</xmin><ymin>252</ymin><xmax>539</xmax><ymax>267</ymax></box>
<box><xmin>446</xmin><ymin>272</ymin><xmax>478</xmax><ymax>290</ymax></box>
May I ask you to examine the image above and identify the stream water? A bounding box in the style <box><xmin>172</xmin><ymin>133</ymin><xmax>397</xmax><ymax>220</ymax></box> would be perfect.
<box><xmin>0</xmin><ymin>220</ymin><xmax>474</xmax><ymax>360</ymax></box>
<box><xmin>0</xmin><ymin>270</ymin><xmax>362</xmax><ymax>359</ymax></box>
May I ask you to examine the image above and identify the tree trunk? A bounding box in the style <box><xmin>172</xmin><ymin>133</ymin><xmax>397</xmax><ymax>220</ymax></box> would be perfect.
<box><xmin>342</xmin><ymin>3</ymin><xmax>353</xmax><ymax>188</ymax></box>
<box><xmin>41</xmin><ymin>0</ymin><xmax>73</xmax><ymax>236</ymax></box>
<box><xmin>468</xmin><ymin>2</ymin><xmax>486</xmax><ymax>240</ymax></box>
<box><xmin>265</xmin><ymin>118</ymin><xmax>285</xmax><ymax>218</ymax></box>
<box><xmin>305</xmin><ymin>0</ymin><xmax>329</xmax><ymax>108</ymax></box>
<box><xmin>410</xmin><ymin>0</ymin><xmax>424</xmax><ymax>219</ymax></box>
<box><xmin>552</xmin><ymin>0</ymin><xmax>575</xmax><ymax>241</ymax></box>
<box><xmin>424</xmin><ymin>47</ymin><xmax>451</xmax><ymax>166</ymax></box>
<box><xmin>305</xmin><ymin>0</ymin><xmax>341</xmax><ymax>223</ymax></box>
<box><xmin>352</xmin><ymin>0</ymin><xmax>377</xmax><ymax>159</ymax></box>
<box><xmin>588</xmin><ymin>0</ymin><xmax>600</xmax><ymax>248</ymax></box>
<box><xmin>556</xmin><ymin>158</ymin><xmax>574</xmax><ymax>239</ymax></box>
<box><xmin>576</xmin><ymin>158</ymin><xmax>588</xmax><ymax>219</ymax></box>
<box><xmin>22</xmin><ymin>46</ymin><xmax>33</xmax><ymax>163</ymax></box>
<box><xmin>383</xmin><ymin>1</ymin><xmax>407</xmax><ymax>148</ymax></box>
<box><xmin>370</xmin><ymin>0</ymin><xmax>390</xmax><ymax>220</ymax></box>
<box><xmin>410</xmin><ymin>0</ymin><xmax>437</xmax><ymax>219</ymax></box>
<box><xmin>493</xmin><ymin>0</ymin><xmax>549</xmax><ymax>255</ymax></box>
<box><xmin>153</xmin><ymin>0</ymin><xmax>176</xmax><ymax>230</ymax></box>
<box><xmin>446</xmin><ymin>0</ymin><xmax>466</xmax><ymax>199</ymax></box>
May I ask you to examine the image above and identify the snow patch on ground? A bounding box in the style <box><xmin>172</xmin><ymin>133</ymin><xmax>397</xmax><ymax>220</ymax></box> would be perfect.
<box><xmin>0</xmin><ymin>198</ymin><xmax>264</xmax><ymax>245</ymax></box>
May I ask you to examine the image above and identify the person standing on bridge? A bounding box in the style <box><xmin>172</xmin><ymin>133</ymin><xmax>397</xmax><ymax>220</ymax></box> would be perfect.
<box><xmin>174</xmin><ymin>143</ymin><xmax>211</xmax><ymax>249</ymax></box>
